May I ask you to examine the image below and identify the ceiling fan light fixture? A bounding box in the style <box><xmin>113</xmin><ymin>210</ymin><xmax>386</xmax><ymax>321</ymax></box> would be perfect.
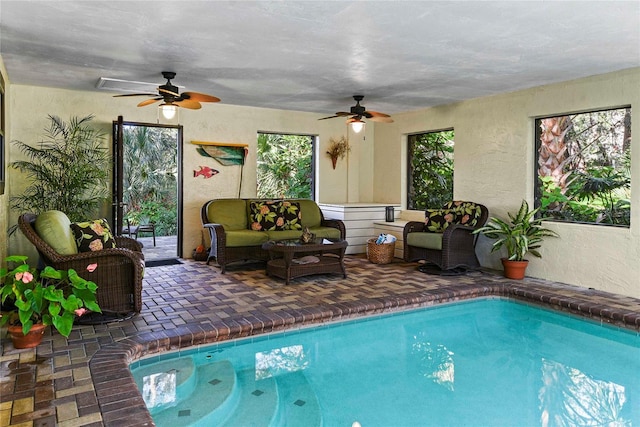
<box><xmin>159</xmin><ymin>103</ymin><xmax>177</xmax><ymax>120</ymax></box>
<box><xmin>350</xmin><ymin>119</ymin><xmax>365</xmax><ymax>133</ymax></box>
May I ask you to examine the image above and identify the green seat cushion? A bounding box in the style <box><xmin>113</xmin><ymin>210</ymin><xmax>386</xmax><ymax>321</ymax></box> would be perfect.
<box><xmin>225</xmin><ymin>230</ymin><xmax>270</xmax><ymax>247</ymax></box>
<box><xmin>34</xmin><ymin>210</ymin><xmax>78</xmax><ymax>255</ymax></box>
<box><xmin>265</xmin><ymin>230</ymin><xmax>305</xmax><ymax>241</ymax></box>
<box><xmin>407</xmin><ymin>232</ymin><xmax>443</xmax><ymax>251</ymax></box>
<box><xmin>309</xmin><ymin>226</ymin><xmax>341</xmax><ymax>239</ymax></box>
<box><xmin>206</xmin><ymin>199</ymin><xmax>248</xmax><ymax>231</ymax></box>
<box><xmin>265</xmin><ymin>226</ymin><xmax>341</xmax><ymax>242</ymax></box>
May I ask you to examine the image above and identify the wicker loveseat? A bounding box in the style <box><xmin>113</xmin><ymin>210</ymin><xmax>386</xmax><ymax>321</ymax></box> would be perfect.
<box><xmin>201</xmin><ymin>198</ymin><xmax>346</xmax><ymax>272</ymax></box>
<box><xmin>403</xmin><ymin>201</ymin><xmax>488</xmax><ymax>273</ymax></box>
<box><xmin>19</xmin><ymin>212</ymin><xmax>145</xmax><ymax>314</ymax></box>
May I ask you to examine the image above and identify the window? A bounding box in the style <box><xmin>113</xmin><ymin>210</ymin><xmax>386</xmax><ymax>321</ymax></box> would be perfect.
<box><xmin>407</xmin><ymin>129</ymin><xmax>454</xmax><ymax>210</ymax></box>
<box><xmin>257</xmin><ymin>133</ymin><xmax>315</xmax><ymax>199</ymax></box>
<box><xmin>535</xmin><ymin>107</ymin><xmax>631</xmax><ymax>226</ymax></box>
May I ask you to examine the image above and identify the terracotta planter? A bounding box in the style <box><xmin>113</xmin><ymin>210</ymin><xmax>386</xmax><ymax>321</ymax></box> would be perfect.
<box><xmin>7</xmin><ymin>323</ymin><xmax>46</xmax><ymax>349</ymax></box>
<box><xmin>501</xmin><ymin>258</ymin><xmax>529</xmax><ymax>280</ymax></box>
<box><xmin>331</xmin><ymin>156</ymin><xmax>338</xmax><ymax>169</ymax></box>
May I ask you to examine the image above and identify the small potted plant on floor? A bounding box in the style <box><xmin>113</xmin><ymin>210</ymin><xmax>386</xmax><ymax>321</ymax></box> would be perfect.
<box><xmin>1</xmin><ymin>255</ymin><xmax>101</xmax><ymax>348</ymax></box>
<box><xmin>473</xmin><ymin>200</ymin><xmax>559</xmax><ymax>279</ymax></box>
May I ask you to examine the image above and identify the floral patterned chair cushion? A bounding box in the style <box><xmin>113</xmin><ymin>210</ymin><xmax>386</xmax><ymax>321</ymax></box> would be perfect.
<box><xmin>249</xmin><ymin>201</ymin><xmax>302</xmax><ymax>231</ymax></box>
<box><xmin>70</xmin><ymin>218</ymin><xmax>117</xmax><ymax>252</ymax></box>
<box><xmin>424</xmin><ymin>201</ymin><xmax>484</xmax><ymax>232</ymax></box>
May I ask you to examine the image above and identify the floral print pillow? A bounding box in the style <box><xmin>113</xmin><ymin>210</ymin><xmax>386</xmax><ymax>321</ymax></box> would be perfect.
<box><xmin>442</xmin><ymin>201</ymin><xmax>483</xmax><ymax>227</ymax></box>
<box><xmin>70</xmin><ymin>219</ymin><xmax>117</xmax><ymax>252</ymax></box>
<box><xmin>250</xmin><ymin>201</ymin><xmax>302</xmax><ymax>231</ymax></box>
<box><xmin>424</xmin><ymin>209</ymin><xmax>458</xmax><ymax>232</ymax></box>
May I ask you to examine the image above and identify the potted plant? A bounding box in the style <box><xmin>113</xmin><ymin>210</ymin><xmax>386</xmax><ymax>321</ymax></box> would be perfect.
<box><xmin>1</xmin><ymin>255</ymin><xmax>101</xmax><ymax>348</ymax></box>
<box><xmin>326</xmin><ymin>136</ymin><xmax>350</xmax><ymax>169</ymax></box>
<box><xmin>473</xmin><ymin>200</ymin><xmax>559</xmax><ymax>279</ymax></box>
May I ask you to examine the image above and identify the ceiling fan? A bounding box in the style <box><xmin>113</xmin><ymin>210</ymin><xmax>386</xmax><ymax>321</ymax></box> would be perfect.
<box><xmin>114</xmin><ymin>71</ymin><xmax>220</xmax><ymax>119</ymax></box>
<box><xmin>319</xmin><ymin>95</ymin><xmax>393</xmax><ymax>132</ymax></box>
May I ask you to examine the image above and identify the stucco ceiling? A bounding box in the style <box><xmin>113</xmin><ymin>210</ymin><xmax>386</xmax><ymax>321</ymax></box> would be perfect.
<box><xmin>1</xmin><ymin>1</ymin><xmax>639</xmax><ymax>116</ymax></box>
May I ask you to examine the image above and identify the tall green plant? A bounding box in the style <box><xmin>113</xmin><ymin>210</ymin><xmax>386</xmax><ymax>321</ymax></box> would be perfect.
<box><xmin>11</xmin><ymin>115</ymin><xmax>108</xmax><ymax>222</ymax></box>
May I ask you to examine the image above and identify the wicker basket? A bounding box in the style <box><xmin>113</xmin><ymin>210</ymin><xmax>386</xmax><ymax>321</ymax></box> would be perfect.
<box><xmin>367</xmin><ymin>238</ymin><xmax>395</xmax><ymax>264</ymax></box>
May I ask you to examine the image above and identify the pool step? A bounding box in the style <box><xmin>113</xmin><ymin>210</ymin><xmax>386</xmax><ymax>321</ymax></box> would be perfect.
<box><xmin>271</xmin><ymin>371</ymin><xmax>322</xmax><ymax>427</ymax></box>
<box><xmin>133</xmin><ymin>357</ymin><xmax>197</xmax><ymax>414</ymax></box>
<box><xmin>152</xmin><ymin>360</ymin><xmax>238</xmax><ymax>426</ymax></box>
<box><xmin>219</xmin><ymin>367</ymin><xmax>279</xmax><ymax>426</ymax></box>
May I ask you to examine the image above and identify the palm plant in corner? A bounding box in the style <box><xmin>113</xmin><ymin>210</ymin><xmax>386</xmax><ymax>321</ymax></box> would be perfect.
<box><xmin>473</xmin><ymin>200</ymin><xmax>559</xmax><ymax>279</ymax></box>
<box><xmin>10</xmin><ymin>114</ymin><xmax>109</xmax><ymax>224</ymax></box>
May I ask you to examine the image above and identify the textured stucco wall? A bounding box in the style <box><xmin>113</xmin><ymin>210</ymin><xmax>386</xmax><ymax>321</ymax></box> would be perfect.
<box><xmin>0</xmin><ymin>55</ymin><xmax>8</xmax><ymax>264</ymax></box>
<box><xmin>6</xmin><ymin>85</ymin><xmax>372</xmax><ymax>259</ymax></box>
<box><xmin>373</xmin><ymin>68</ymin><xmax>640</xmax><ymax>298</ymax></box>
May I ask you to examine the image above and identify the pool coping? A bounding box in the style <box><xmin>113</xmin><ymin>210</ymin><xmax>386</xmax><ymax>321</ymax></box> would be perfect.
<box><xmin>90</xmin><ymin>280</ymin><xmax>640</xmax><ymax>426</ymax></box>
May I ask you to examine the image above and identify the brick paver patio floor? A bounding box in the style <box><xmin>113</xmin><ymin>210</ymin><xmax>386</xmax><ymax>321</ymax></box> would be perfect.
<box><xmin>1</xmin><ymin>255</ymin><xmax>639</xmax><ymax>426</ymax></box>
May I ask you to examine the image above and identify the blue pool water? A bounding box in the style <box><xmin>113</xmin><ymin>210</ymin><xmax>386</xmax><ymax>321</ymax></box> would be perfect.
<box><xmin>131</xmin><ymin>299</ymin><xmax>640</xmax><ymax>426</ymax></box>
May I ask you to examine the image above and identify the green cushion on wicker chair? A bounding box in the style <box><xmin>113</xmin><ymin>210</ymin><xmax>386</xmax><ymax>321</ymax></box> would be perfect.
<box><xmin>34</xmin><ymin>210</ymin><xmax>78</xmax><ymax>255</ymax></box>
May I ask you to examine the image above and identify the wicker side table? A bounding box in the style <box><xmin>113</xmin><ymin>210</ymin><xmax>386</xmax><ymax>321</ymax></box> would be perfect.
<box><xmin>262</xmin><ymin>238</ymin><xmax>348</xmax><ymax>285</ymax></box>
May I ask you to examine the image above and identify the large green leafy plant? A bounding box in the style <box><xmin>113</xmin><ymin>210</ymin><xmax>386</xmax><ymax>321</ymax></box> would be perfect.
<box><xmin>473</xmin><ymin>200</ymin><xmax>559</xmax><ymax>261</ymax></box>
<box><xmin>11</xmin><ymin>115</ymin><xmax>108</xmax><ymax>222</ymax></box>
<box><xmin>0</xmin><ymin>256</ymin><xmax>101</xmax><ymax>337</ymax></box>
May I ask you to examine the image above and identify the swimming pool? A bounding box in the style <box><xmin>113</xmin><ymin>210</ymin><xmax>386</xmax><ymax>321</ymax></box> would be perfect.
<box><xmin>131</xmin><ymin>298</ymin><xmax>640</xmax><ymax>426</ymax></box>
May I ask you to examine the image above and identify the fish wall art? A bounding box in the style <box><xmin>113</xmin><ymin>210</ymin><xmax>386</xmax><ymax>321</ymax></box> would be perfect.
<box><xmin>193</xmin><ymin>166</ymin><xmax>219</xmax><ymax>179</ymax></box>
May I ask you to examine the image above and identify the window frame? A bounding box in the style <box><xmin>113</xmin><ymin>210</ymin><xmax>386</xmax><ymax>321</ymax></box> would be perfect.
<box><xmin>406</xmin><ymin>128</ymin><xmax>455</xmax><ymax>210</ymax></box>
<box><xmin>256</xmin><ymin>132</ymin><xmax>316</xmax><ymax>200</ymax></box>
<box><xmin>533</xmin><ymin>105</ymin><xmax>631</xmax><ymax>228</ymax></box>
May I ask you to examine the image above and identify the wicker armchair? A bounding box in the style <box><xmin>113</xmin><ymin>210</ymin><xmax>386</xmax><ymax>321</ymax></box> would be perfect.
<box><xmin>403</xmin><ymin>201</ymin><xmax>488</xmax><ymax>273</ymax></box>
<box><xmin>18</xmin><ymin>213</ymin><xmax>145</xmax><ymax>313</ymax></box>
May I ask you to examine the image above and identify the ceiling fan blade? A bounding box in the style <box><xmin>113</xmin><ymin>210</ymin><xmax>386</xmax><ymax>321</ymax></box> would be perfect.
<box><xmin>318</xmin><ymin>112</ymin><xmax>354</xmax><ymax>120</ymax></box>
<box><xmin>175</xmin><ymin>99</ymin><xmax>202</xmax><ymax>109</ymax></box>
<box><xmin>182</xmin><ymin>91</ymin><xmax>220</xmax><ymax>103</ymax></box>
<box><xmin>137</xmin><ymin>98</ymin><xmax>162</xmax><ymax>107</ymax></box>
<box><xmin>159</xmin><ymin>87</ymin><xmax>180</xmax><ymax>97</ymax></box>
<box><xmin>114</xmin><ymin>93</ymin><xmax>157</xmax><ymax>97</ymax></box>
<box><xmin>368</xmin><ymin>116</ymin><xmax>394</xmax><ymax>123</ymax></box>
<box><xmin>364</xmin><ymin>110</ymin><xmax>391</xmax><ymax>118</ymax></box>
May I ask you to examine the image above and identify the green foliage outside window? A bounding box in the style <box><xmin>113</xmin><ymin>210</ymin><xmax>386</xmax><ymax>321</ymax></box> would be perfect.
<box><xmin>122</xmin><ymin>126</ymin><xmax>178</xmax><ymax>235</ymax></box>
<box><xmin>536</xmin><ymin>108</ymin><xmax>631</xmax><ymax>226</ymax></box>
<box><xmin>407</xmin><ymin>130</ymin><xmax>454</xmax><ymax>210</ymax></box>
<box><xmin>257</xmin><ymin>133</ymin><xmax>314</xmax><ymax>199</ymax></box>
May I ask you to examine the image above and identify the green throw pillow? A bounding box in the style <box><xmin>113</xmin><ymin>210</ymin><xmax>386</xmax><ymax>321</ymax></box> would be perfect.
<box><xmin>34</xmin><ymin>210</ymin><xmax>78</xmax><ymax>255</ymax></box>
<box><xmin>70</xmin><ymin>218</ymin><xmax>117</xmax><ymax>252</ymax></box>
